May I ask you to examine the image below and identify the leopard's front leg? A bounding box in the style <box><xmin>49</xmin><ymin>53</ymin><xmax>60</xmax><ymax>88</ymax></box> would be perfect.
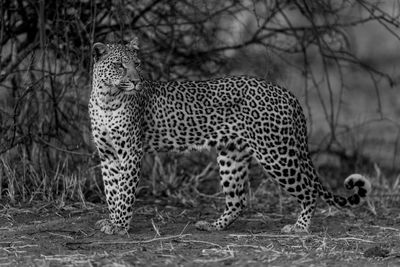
<box><xmin>105</xmin><ymin>122</ymin><xmax>143</xmax><ymax>235</ymax></box>
<box><xmin>112</xmin><ymin>146</ymin><xmax>142</xmax><ymax>234</ymax></box>
<box><xmin>94</xmin><ymin>124</ymin><xmax>143</xmax><ymax>235</ymax></box>
<box><xmin>92</xmin><ymin>127</ymin><xmax>121</xmax><ymax>234</ymax></box>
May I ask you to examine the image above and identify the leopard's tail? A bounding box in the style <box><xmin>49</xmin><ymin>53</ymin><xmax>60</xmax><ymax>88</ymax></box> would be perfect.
<box><xmin>317</xmin><ymin>174</ymin><xmax>371</xmax><ymax>208</ymax></box>
<box><xmin>294</xmin><ymin>103</ymin><xmax>371</xmax><ymax>208</ymax></box>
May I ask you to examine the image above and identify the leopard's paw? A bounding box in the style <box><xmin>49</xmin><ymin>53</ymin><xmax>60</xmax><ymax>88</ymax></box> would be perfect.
<box><xmin>281</xmin><ymin>224</ymin><xmax>309</xmax><ymax>234</ymax></box>
<box><xmin>195</xmin><ymin>220</ymin><xmax>218</xmax><ymax>231</ymax></box>
<box><xmin>95</xmin><ymin>219</ymin><xmax>128</xmax><ymax>235</ymax></box>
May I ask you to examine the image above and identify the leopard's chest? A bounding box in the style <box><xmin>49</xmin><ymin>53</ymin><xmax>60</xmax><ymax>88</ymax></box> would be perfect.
<box><xmin>89</xmin><ymin>98</ymin><xmax>110</xmax><ymax>125</ymax></box>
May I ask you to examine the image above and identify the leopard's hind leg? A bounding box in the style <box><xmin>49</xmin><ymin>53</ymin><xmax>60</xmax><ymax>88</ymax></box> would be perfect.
<box><xmin>195</xmin><ymin>148</ymin><xmax>251</xmax><ymax>231</ymax></box>
<box><xmin>254</xmin><ymin>148</ymin><xmax>317</xmax><ymax>233</ymax></box>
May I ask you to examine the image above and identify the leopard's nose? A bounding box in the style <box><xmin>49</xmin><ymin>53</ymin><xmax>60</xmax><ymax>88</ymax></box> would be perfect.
<box><xmin>124</xmin><ymin>64</ymin><xmax>140</xmax><ymax>82</ymax></box>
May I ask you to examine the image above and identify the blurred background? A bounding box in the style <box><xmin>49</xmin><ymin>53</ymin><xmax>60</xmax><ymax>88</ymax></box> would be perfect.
<box><xmin>0</xmin><ymin>0</ymin><xmax>399</xmax><ymax>205</ymax></box>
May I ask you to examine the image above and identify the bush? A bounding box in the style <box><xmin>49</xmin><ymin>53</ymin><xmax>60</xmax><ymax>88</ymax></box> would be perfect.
<box><xmin>0</xmin><ymin>0</ymin><xmax>398</xmax><ymax>202</ymax></box>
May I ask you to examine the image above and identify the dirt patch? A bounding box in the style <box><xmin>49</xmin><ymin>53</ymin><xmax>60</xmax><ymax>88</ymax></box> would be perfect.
<box><xmin>1</xmin><ymin>200</ymin><xmax>400</xmax><ymax>266</ymax></box>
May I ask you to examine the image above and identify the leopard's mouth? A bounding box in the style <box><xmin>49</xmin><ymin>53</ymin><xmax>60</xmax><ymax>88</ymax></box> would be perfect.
<box><xmin>118</xmin><ymin>80</ymin><xmax>141</xmax><ymax>91</ymax></box>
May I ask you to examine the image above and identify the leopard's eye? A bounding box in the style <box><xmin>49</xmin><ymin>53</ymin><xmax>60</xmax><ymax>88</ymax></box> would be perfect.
<box><xmin>113</xmin><ymin>62</ymin><xmax>124</xmax><ymax>70</ymax></box>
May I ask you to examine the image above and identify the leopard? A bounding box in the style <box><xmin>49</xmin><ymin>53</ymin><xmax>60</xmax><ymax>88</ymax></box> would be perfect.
<box><xmin>89</xmin><ymin>37</ymin><xmax>371</xmax><ymax>235</ymax></box>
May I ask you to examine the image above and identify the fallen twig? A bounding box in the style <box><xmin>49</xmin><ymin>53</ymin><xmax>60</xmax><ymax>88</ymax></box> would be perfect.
<box><xmin>68</xmin><ymin>233</ymin><xmax>192</xmax><ymax>246</ymax></box>
<box><xmin>229</xmin><ymin>233</ymin><xmax>315</xmax><ymax>239</ymax></box>
<box><xmin>333</xmin><ymin>237</ymin><xmax>375</xmax><ymax>243</ymax></box>
<box><xmin>179</xmin><ymin>239</ymin><xmax>223</xmax><ymax>249</ymax></box>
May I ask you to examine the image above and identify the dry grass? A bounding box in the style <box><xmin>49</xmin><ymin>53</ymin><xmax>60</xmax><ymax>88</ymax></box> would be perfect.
<box><xmin>0</xmin><ymin>152</ymin><xmax>101</xmax><ymax>204</ymax></box>
<box><xmin>1</xmin><ymin>146</ymin><xmax>399</xmax><ymax>211</ymax></box>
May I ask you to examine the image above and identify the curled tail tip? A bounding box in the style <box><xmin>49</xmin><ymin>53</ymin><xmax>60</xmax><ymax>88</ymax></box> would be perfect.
<box><xmin>321</xmin><ymin>173</ymin><xmax>371</xmax><ymax>208</ymax></box>
<box><xmin>344</xmin><ymin>173</ymin><xmax>372</xmax><ymax>197</ymax></box>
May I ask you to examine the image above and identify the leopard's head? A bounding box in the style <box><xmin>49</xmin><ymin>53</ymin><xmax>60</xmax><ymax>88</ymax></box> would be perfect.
<box><xmin>92</xmin><ymin>37</ymin><xmax>142</xmax><ymax>92</ymax></box>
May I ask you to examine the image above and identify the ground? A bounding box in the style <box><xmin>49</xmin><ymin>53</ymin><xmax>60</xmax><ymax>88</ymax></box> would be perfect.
<box><xmin>1</xmin><ymin>195</ymin><xmax>400</xmax><ymax>267</ymax></box>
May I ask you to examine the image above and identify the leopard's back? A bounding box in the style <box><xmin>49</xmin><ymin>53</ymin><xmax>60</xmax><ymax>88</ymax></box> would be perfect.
<box><xmin>142</xmin><ymin>76</ymin><xmax>299</xmax><ymax>153</ymax></box>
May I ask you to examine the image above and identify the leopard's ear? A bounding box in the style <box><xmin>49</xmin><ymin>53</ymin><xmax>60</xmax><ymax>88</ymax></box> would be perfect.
<box><xmin>92</xmin><ymin>42</ymin><xmax>108</xmax><ymax>63</ymax></box>
<box><xmin>127</xmin><ymin>37</ymin><xmax>139</xmax><ymax>50</ymax></box>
